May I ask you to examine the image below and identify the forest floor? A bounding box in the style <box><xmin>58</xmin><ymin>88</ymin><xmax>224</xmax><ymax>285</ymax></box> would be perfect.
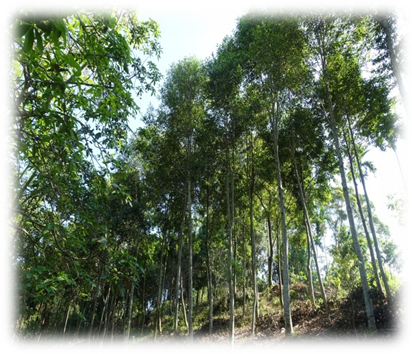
<box><xmin>147</xmin><ymin>283</ymin><xmax>404</xmax><ymax>347</ymax></box>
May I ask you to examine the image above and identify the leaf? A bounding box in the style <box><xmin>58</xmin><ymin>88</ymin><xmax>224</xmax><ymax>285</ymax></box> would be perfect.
<box><xmin>23</xmin><ymin>27</ymin><xmax>34</xmax><ymax>53</ymax></box>
<box><xmin>6</xmin><ymin>10</ymin><xmax>19</xmax><ymax>26</ymax></box>
<box><xmin>35</xmin><ymin>29</ymin><xmax>43</xmax><ymax>55</ymax></box>
<box><xmin>66</xmin><ymin>53</ymin><xmax>82</xmax><ymax>76</ymax></box>
<box><xmin>12</xmin><ymin>25</ymin><xmax>32</xmax><ymax>38</ymax></box>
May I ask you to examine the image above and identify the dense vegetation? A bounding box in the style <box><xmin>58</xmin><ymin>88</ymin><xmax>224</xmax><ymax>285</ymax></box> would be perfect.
<box><xmin>11</xmin><ymin>9</ymin><xmax>405</xmax><ymax>344</ymax></box>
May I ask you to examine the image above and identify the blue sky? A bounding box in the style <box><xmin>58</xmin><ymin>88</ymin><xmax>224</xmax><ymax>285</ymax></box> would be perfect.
<box><xmin>131</xmin><ymin>0</ymin><xmax>412</xmax><ymax>279</ymax></box>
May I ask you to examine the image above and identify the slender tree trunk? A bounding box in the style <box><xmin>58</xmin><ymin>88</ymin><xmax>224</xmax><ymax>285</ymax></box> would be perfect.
<box><xmin>267</xmin><ymin>217</ymin><xmax>274</xmax><ymax>288</ymax></box>
<box><xmin>304</xmin><ymin>218</ymin><xmax>316</xmax><ymax>308</ymax></box>
<box><xmin>319</xmin><ymin>43</ymin><xmax>376</xmax><ymax>330</ymax></box>
<box><xmin>140</xmin><ymin>262</ymin><xmax>146</xmax><ymax>335</ymax></box>
<box><xmin>225</xmin><ymin>134</ymin><xmax>235</xmax><ymax>345</ymax></box>
<box><xmin>242</xmin><ymin>223</ymin><xmax>247</xmax><ymax>317</ymax></box>
<box><xmin>125</xmin><ymin>238</ymin><xmax>139</xmax><ymax>341</ymax></box>
<box><xmin>102</xmin><ymin>282</ymin><xmax>112</xmax><ymax>339</ymax></box>
<box><xmin>181</xmin><ymin>276</ymin><xmax>189</xmax><ymax>329</ymax></box>
<box><xmin>348</xmin><ymin>119</ymin><xmax>392</xmax><ymax>304</ymax></box>
<box><xmin>205</xmin><ymin>185</ymin><xmax>214</xmax><ymax>334</ymax></box>
<box><xmin>270</xmin><ymin>99</ymin><xmax>292</xmax><ymax>335</ymax></box>
<box><xmin>187</xmin><ymin>177</ymin><xmax>194</xmax><ymax>340</ymax></box>
<box><xmin>249</xmin><ymin>134</ymin><xmax>258</xmax><ymax>336</ymax></box>
<box><xmin>291</xmin><ymin>139</ymin><xmax>327</xmax><ymax>309</ymax></box>
<box><xmin>110</xmin><ymin>285</ymin><xmax>118</xmax><ymax>341</ymax></box>
<box><xmin>344</xmin><ymin>131</ymin><xmax>384</xmax><ymax>295</ymax></box>
<box><xmin>124</xmin><ymin>278</ymin><xmax>135</xmax><ymax>340</ymax></box>
<box><xmin>58</xmin><ymin>303</ymin><xmax>71</xmax><ymax>350</ymax></box>
<box><xmin>174</xmin><ymin>203</ymin><xmax>186</xmax><ymax>334</ymax></box>
<box><xmin>231</xmin><ymin>143</ymin><xmax>237</xmax><ymax>296</ymax></box>
<box><xmin>276</xmin><ymin>219</ymin><xmax>283</xmax><ymax>307</ymax></box>
<box><xmin>154</xmin><ymin>231</ymin><xmax>167</xmax><ymax>339</ymax></box>
<box><xmin>88</xmin><ymin>265</ymin><xmax>103</xmax><ymax>339</ymax></box>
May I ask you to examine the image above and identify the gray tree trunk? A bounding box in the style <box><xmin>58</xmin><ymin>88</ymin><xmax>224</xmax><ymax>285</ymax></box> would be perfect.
<box><xmin>344</xmin><ymin>131</ymin><xmax>384</xmax><ymax>295</ymax></box>
<box><xmin>225</xmin><ymin>134</ymin><xmax>235</xmax><ymax>345</ymax></box>
<box><xmin>270</xmin><ymin>99</ymin><xmax>293</xmax><ymax>335</ymax></box>
<box><xmin>348</xmin><ymin>120</ymin><xmax>392</xmax><ymax>304</ymax></box>
<box><xmin>291</xmin><ymin>139</ymin><xmax>328</xmax><ymax>310</ymax></box>
<box><xmin>319</xmin><ymin>44</ymin><xmax>376</xmax><ymax>330</ymax></box>
<box><xmin>249</xmin><ymin>134</ymin><xmax>258</xmax><ymax>336</ymax></box>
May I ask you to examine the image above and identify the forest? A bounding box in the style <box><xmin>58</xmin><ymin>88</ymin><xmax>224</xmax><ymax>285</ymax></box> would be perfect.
<box><xmin>11</xmin><ymin>8</ymin><xmax>406</xmax><ymax>346</ymax></box>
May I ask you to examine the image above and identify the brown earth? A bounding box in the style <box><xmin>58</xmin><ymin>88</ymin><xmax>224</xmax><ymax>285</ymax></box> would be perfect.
<box><xmin>131</xmin><ymin>282</ymin><xmax>411</xmax><ymax>352</ymax></box>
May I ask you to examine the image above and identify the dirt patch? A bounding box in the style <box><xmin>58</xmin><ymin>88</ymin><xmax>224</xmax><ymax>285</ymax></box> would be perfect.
<box><xmin>136</xmin><ymin>286</ymin><xmax>402</xmax><ymax>345</ymax></box>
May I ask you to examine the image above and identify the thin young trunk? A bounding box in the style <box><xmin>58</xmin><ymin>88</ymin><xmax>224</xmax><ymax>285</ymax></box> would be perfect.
<box><xmin>174</xmin><ymin>203</ymin><xmax>186</xmax><ymax>334</ymax></box>
<box><xmin>110</xmin><ymin>285</ymin><xmax>118</xmax><ymax>341</ymax></box>
<box><xmin>125</xmin><ymin>238</ymin><xmax>139</xmax><ymax>341</ymax></box>
<box><xmin>276</xmin><ymin>220</ymin><xmax>283</xmax><ymax>307</ymax></box>
<box><xmin>249</xmin><ymin>134</ymin><xmax>258</xmax><ymax>336</ymax></box>
<box><xmin>102</xmin><ymin>282</ymin><xmax>112</xmax><ymax>339</ymax></box>
<box><xmin>348</xmin><ymin>120</ymin><xmax>392</xmax><ymax>303</ymax></box>
<box><xmin>88</xmin><ymin>266</ymin><xmax>103</xmax><ymax>339</ymax></box>
<box><xmin>319</xmin><ymin>41</ymin><xmax>376</xmax><ymax>330</ymax></box>
<box><xmin>344</xmin><ymin>131</ymin><xmax>384</xmax><ymax>295</ymax></box>
<box><xmin>181</xmin><ymin>276</ymin><xmax>189</xmax><ymax>329</ymax></box>
<box><xmin>124</xmin><ymin>279</ymin><xmax>135</xmax><ymax>340</ymax></box>
<box><xmin>59</xmin><ymin>303</ymin><xmax>71</xmax><ymax>350</ymax></box>
<box><xmin>291</xmin><ymin>139</ymin><xmax>327</xmax><ymax>309</ymax></box>
<box><xmin>305</xmin><ymin>218</ymin><xmax>316</xmax><ymax>308</ymax></box>
<box><xmin>205</xmin><ymin>185</ymin><xmax>214</xmax><ymax>334</ymax></box>
<box><xmin>242</xmin><ymin>222</ymin><xmax>247</xmax><ymax>318</ymax></box>
<box><xmin>225</xmin><ymin>135</ymin><xmax>235</xmax><ymax>345</ymax></box>
<box><xmin>187</xmin><ymin>177</ymin><xmax>194</xmax><ymax>340</ymax></box>
<box><xmin>154</xmin><ymin>232</ymin><xmax>167</xmax><ymax>339</ymax></box>
<box><xmin>231</xmin><ymin>143</ymin><xmax>237</xmax><ymax>296</ymax></box>
<box><xmin>270</xmin><ymin>99</ymin><xmax>292</xmax><ymax>335</ymax></box>
<box><xmin>140</xmin><ymin>262</ymin><xmax>146</xmax><ymax>335</ymax></box>
<box><xmin>267</xmin><ymin>217</ymin><xmax>274</xmax><ymax>288</ymax></box>
<box><xmin>37</xmin><ymin>306</ymin><xmax>50</xmax><ymax>341</ymax></box>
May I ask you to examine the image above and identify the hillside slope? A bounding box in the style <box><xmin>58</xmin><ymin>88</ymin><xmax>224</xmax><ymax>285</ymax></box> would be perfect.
<box><xmin>150</xmin><ymin>284</ymin><xmax>402</xmax><ymax>345</ymax></box>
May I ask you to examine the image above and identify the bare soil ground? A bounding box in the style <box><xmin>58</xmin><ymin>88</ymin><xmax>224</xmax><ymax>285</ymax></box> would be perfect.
<box><xmin>131</xmin><ymin>282</ymin><xmax>411</xmax><ymax>352</ymax></box>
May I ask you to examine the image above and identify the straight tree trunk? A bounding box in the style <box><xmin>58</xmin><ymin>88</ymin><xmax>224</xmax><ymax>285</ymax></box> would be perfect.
<box><xmin>348</xmin><ymin>120</ymin><xmax>392</xmax><ymax>303</ymax></box>
<box><xmin>249</xmin><ymin>134</ymin><xmax>259</xmax><ymax>336</ymax></box>
<box><xmin>181</xmin><ymin>276</ymin><xmax>189</xmax><ymax>329</ymax></box>
<box><xmin>205</xmin><ymin>185</ymin><xmax>214</xmax><ymax>334</ymax></box>
<box><xmin>102</xmin><ymin>282</ymin><xmax>112</xmax><ymax>339</ymax></box>
<box><xmin>319</xmin><ymin>40</ymin><xmax>376</xmax><ymax>330</ymax></box>
<box><xmin>225</xmin><ymin>134</ymin><xmax>235</xmax><ymax>345</ymax></box>
<box><xmin>59</xmin><ymin>303</ymin><xmax>71</xmax><ymax>350</ymax></box>
<box><xmin>291</xmin><ymin>139</ymin><xmax>327</xmax><ymax>309</ymax></box>
<box><xmin>110</xmin><ymin>285</ymin><xmax>118</xmax><ymax>341</ymax></box>
<box><xmin>267</xmin><ymin>217</ymin><xmax>274</xmax><ymax>288</ymax></box>
<box><xmin>140</xmin><ymin>261</ymin><xmax>146</xmax><ymax>335</ymax></box>
<box><xmin>174</xmin><ymin>203</ymin><xmax>186</xmax><ymax>334</ymax></box>
<box><xmin>276</xmin><ymin>219</ymin><xmax>283</xmax><ymax>307</ymax></box>
<box><xmin>125</xmin><ymin>238</ymin><xmax>139</xmax><ymax>341</ymax></box>
<box><xmin>88</xmin><ymin>265</ymin><xmax>103</xmax><ymax>339</ymax></box>
<box><xmin>270</xmin><ymin>99</ymin><xmax>292</xmax><ymax>335</ymax></box>
<box><xmin>154</xmin><ymin>231</ymin><xmax>167</xmax><ymax>339</ymax></box>
<box><xmin>187</xmin><ymin>177</ymin><xmax>194</xmax><ymax>340</ymax></box>
<box><xmin>124</xmin><ymin>278</ymin><xmax>135</xmax><ymax>340</ymax></box>
<box><xmin>344</xmin><ymin>131</ymin><xmax>384</xmax><ymax>295</ymax></box>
